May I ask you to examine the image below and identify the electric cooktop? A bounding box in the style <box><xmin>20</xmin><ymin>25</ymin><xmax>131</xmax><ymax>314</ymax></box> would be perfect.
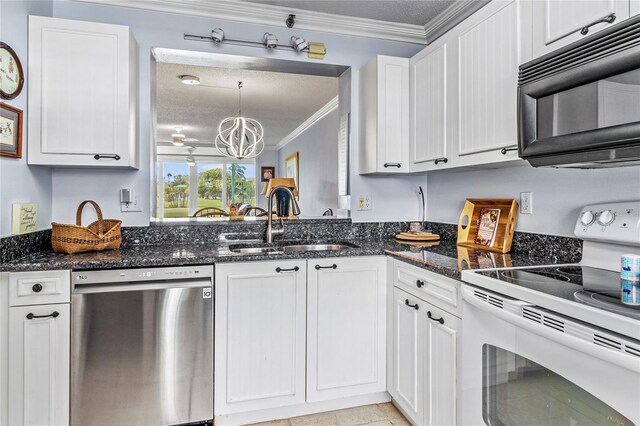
<box><xmin>475</xmin><ymin>265</ymin><xmax>640</xmax><ymax>320</ymax></box>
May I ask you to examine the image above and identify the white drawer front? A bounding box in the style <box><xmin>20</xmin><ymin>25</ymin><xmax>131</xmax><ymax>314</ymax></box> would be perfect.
<box><xmin>9</xmin><ymin>270</ymin><xmax>70</xmax><ymax>306</ymax></box>
<box><xmin>393</xmin><ymin>261</ymin><xmax>461</xmax><ymax>317</ymax></box>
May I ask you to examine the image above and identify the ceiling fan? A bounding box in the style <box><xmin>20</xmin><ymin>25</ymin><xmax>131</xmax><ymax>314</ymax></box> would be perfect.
<box><xmin>159</xmin><ymin>127</ymin><xmax>198</xmax><ymax>146</ymax></box>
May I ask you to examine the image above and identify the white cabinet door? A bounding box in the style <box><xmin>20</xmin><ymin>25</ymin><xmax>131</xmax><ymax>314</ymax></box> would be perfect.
<box><xmin>28</xmin><ymin>16</ymin><xmax>138</xmax><ymax>168</ymax></box>
<box><xmin>392</xmin><ymin>287</ymin><xmax>423</xmax><ymax>425</ymax></box>
<box><xmin>455</xmin><ymin>0</ymin><xmax>531</xmax><ymax>165</ymax></box>
<box><xmin>215</xmin><ymin>261</ymin><xmax>307</xmax><ymax>415</ymax></box>
<box><xmin>307</xmin><ymin>257</ymin><xmax>386</xmax><ymax>402</ymax></box>
<box><xmin>423</xmin><ymin>302</ymin><xmax>461</xmax><ymax>426</ymax></box>
<box><xmin>360</xmin><ymin>55</ymin><xmax>410</xmax><ymax>174</ymax></box>
<box><xmin>8</xmin><ymin>304</ymin><xmax>70</xmax><ymax>426</ymax></box>
<box><xmin>632</xmin><ymin>0</ymin><xmax>640</xmax><ymax>15</ymax></box>
<box><xmin>410</xmin><ymin>40</ymin><xmax>450</xmax><ymax>172</ymax></box>
<box><xmin>532</xmin><ymin>0</ymin><xmax>630</xmax><ymax>59</ymax></box>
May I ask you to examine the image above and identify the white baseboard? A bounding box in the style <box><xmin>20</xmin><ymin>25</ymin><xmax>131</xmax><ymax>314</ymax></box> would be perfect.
<box><xmin>215</xmin><ymin>391</ymin><xmax>391</xmax><ymax>426</ymax></box>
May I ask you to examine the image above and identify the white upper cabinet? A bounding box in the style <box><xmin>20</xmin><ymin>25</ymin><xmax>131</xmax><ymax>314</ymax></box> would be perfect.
<box><xmin>28</xmin><ymin>16</ymin><xmax>138</xmax><ymax>168</ymax></box>
<box><xmin>410</xmin><ymin>40</ymin><xmax>451</xmax><ymax>172</ymax></box>
<box><xmin>632</xmin><ymin>0</ymin><xmax>640</xmax><ymax>15</ymax></box>
<box><xmin>453</xmin><ymin>0</ymin><xmax>531</xmax><ymax>166</ymax></box>
<box><xmin>409</xmin><ymin>0</ymin><xmax>530</xmax><ymax>171</ymax></box>
<box><xmin>532</xmin><ymin>0</ymin><xmax>631</xmax><ymax>59</ymax></box>
<box><xmin>306</xmin><ymin>257</ymin><xmax>387</xmax><ymax>402</ymax></box>
<box><xmin>360</xmin><ymin>56</ymin><xmax>410</xmax><ymax>174</ymax></box>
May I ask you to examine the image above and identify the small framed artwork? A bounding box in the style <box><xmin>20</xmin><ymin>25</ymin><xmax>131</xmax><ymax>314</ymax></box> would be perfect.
<box><xmin>0</xmin><ymin>102</ymin><xmax>22</xmax><ymax>158</ymax></box>
<box><xmin>0</xmin><ymin>42</ymin><xmax>25</xmax><ymax>100</ymax></box>
<box><xmin>285</xmin><ymin>152</ymin><xmax>299</xmax><ymax>194</ymax></box>
<box><xmin>261</xmin><ymin>166</ymin><xmax>275</xmax><ymax>182</ymax></box>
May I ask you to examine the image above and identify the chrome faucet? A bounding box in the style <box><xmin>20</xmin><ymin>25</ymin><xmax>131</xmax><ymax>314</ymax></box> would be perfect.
<box><xmin>266</xmin><ymin>186</ymin><xmax>301</xmax><ymax>243</ymax></box>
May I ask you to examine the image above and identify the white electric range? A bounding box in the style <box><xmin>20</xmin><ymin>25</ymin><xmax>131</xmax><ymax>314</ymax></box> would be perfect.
<box><xmin>461</xmin><ymin>201</ymin><xmax>640</xmax><ymax>426</ymax></box>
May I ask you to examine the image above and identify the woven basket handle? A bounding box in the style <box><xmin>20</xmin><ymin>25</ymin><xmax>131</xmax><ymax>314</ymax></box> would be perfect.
<box><xmin>76</xmin><ymin>200</ymin><xmax>105</xmax><ymax>236</ymax></box>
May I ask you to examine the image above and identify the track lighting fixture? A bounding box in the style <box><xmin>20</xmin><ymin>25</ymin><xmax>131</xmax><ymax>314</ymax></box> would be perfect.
<box><xmin>263</xmin><ymin>32</ymin><xmax>278</xmax><ymax>49</ymax></box>
<box><xmin>184</xmin><ymin>30</ymin><xmax>326</xmax><ymax>58</ymax></box>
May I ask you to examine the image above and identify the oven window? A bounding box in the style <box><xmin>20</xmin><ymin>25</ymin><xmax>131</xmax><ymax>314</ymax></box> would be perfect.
<box><xmin>482</xmin><ymin>344</ymin><xmax>633</xmax><ymax>426</ymax></box>
<box><xmin>537</xmin><ymin>68</ymin><xmax>640</xmax><ymax>139</ymax></box>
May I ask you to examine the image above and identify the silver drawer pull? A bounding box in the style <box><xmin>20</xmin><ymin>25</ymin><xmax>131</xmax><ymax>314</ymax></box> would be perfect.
<box><xmin>580</xmin><ymin>13</ymin><xmax>616</xmax><ymax>36</ymax></box>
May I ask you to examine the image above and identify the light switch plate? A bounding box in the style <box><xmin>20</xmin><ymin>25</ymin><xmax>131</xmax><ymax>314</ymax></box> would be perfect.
<box><xmin>121</xmin><ymin>193</ymin><xmax>142</xmax><ymax>212</ymax></box>
<box><xmin>357</xmin><ymin>194</ymin><xmax>372</xmax><ymax>211</ymax></box>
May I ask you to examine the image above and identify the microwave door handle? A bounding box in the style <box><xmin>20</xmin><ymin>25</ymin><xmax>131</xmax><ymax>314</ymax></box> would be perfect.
<box><xmin>461</xmin><ymin>286</ymin><xmax>640</xmax><ymax>373</ymax></box>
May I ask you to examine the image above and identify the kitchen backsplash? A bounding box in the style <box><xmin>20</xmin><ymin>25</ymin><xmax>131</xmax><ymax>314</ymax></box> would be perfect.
<box><xmin>0</xmin><ymin>219</ymin><xmax>582</xmax><ymax>266</ymax></box>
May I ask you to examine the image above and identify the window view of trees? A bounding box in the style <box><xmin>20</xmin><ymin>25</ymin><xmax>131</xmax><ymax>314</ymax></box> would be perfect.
<box><xmin>162</xmin><ymin>162</ymin><xmax>256</xmax><ymax>218</ymax></box>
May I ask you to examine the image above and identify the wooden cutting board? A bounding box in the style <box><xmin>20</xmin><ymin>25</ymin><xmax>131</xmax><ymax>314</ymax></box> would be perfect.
<box><xmin>395</xmin><ymin>231</ymin><xmax>440</xmax><ymax>242</ymax></box>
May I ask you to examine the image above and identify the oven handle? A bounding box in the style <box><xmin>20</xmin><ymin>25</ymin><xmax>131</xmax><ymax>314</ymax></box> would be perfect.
<box><xmin>462</xmin><ymin>286</ymin><xmax>640</xmax><ymax>373</ymax></box>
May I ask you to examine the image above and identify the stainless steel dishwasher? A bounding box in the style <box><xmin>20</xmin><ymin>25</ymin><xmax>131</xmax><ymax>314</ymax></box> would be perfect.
<box><xmin>71</xmin><ymin>265</ymin><xmax>214</xmax><ymax>425</ymax></box>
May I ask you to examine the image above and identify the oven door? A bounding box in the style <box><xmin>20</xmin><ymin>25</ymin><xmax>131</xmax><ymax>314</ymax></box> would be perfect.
<box><xmin>461</xmin><ymin>285</ymin><xmax>640</xmax><ymax>426</ymax></box>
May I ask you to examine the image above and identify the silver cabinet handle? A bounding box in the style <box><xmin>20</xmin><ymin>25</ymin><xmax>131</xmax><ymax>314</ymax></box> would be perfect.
<box><xmin>501</xmin><ymin>147</ymin><xmax>518</xmax><ymax>155</ymax></box>
<box><xmin>384</xmin><ymin>163</ymin><xmax>402</xmax><ymax>168</ymax></box>
<box><xmin>580</xmin><ymin>13</ymin><xmax>616</xmax><ymax>35</ymax></box>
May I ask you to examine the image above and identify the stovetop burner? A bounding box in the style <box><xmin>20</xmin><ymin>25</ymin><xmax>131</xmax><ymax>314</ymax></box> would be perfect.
<box><xmin>476</xmin><ymin>265</ymin><xmax>640</xmax><ymax>320</ymax></box>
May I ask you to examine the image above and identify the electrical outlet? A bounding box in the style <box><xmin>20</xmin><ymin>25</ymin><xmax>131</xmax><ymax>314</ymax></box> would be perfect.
<box><xmin>121</xmin><ymin>193</ymin><xmax>142</xmax><ymax>212</ymax></box>
<box><xmin>520</xmin><ymin>192</ymin><xmax>533</xmax><ymax>214</ymax></box>
<box><xmin>357</xmin><ymin>194</ymin><xmax>372</xmax><ymax>211</ymax></box>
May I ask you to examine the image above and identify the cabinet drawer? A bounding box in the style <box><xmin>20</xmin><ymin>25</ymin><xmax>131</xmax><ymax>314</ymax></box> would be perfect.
<box><xmin>392</xmin><ymin>260</ymin><xmax>461</xmax><ymax>317</ymax></box>
<box><xmin>9</xmin><ymin>270</ymin><xmax>70</xmax><ymax>306</ymax></box>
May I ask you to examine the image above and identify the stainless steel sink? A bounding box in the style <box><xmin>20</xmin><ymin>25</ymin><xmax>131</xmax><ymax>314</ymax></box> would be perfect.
<box><xmin>228</xmin><ymin>242</ymin><xmax>358</xmax><ymax>255</ymax></box>
<box><xmin>282</xmin><ymin>244</ymin><xmax>356</xmax><ymax>253</ymax></box>
<box><xmin>229</xmin><ymin>247</ymin><xmax>284</xmax><ymax>255</ymax></box>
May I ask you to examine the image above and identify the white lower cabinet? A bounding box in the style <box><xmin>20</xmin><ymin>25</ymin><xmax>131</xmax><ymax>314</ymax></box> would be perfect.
<box><xmin>214</xmin><ymin>260</ymin><xmax>308</xmax><ymax>415</ymax></box>
<box><xmin>7</xmin><ymin>272</ymin><xmax>71</xmax><ymax>426</ymax></box>
<box><xmin>391</xmin><ymin>288</ymin><xmax>424</xmax><ymax>424</ymax></box>
<box><xmin>307</xmin><ymin>257</ymin><xmax>387</xmax><ymax>402</ymax></box>
<box><xmin>215</xmin><ymin>256</ymin><xmax>387</xmax><ymax>422</ymax></box>
<box><xmin>390</xmin><ymin>261</ymin><xmax>461</xmax><ymax>426</ymax></box>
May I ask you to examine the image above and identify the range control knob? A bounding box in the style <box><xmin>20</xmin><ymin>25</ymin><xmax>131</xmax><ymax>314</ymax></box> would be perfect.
<box><xmin>580</xmin><ymin>211</ymin><xmax>596</xmax><ymax>226</ymax></box>
<box><xmin>598</xmin><ymin>210</ymin><xmax>615</xmax><ymax>226</ymax></box>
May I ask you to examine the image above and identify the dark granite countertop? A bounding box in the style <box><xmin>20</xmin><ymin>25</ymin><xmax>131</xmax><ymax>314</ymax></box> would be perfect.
<box><xmin>1</xmin><ymin>238</ymin><xmax>576</xmax><ymax>280</ymax></box>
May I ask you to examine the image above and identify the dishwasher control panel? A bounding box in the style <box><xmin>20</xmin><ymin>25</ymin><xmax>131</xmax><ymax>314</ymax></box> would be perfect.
<box><xmin>72</xmin><ymin>265</ymin><xmax>214</xmax><ymax>285</ymax></box>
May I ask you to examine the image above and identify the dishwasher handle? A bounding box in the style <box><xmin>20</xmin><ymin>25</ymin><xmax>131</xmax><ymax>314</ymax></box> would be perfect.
<box><xmin>73</xmin><ymin>278</ymin><xmax>212</xmax><ymax>294</ymax></box>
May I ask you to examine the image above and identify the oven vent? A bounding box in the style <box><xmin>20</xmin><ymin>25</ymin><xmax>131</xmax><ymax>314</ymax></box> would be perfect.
<box><xmin>522</xmin><ymin>307</ymin><xmax>542</xmax><ymax>323</ymax></box>
<box><xmin>472</xmin><ymin>289</ymin><xmax>505</xmax><ymax>309</ymax></box>
<box><xmin>488</xmin><ymin>295</ymin><xmax>503</xmax><ymax>309</ymax></box>
<box><xmin>473</xmin><ymin>290</ymin><xmax>488</xmax><ymax>302</ymax></box>
<box><xmin>594</xmin><ymin>333</ymin><xmax>624</xmax><ymax>351</ymax></box>
<box><xmin>625</xmin><ymin>344</ymin><xmax>640</xmax><ymax>358</ymax></box>
<box><xmin>522</xmin><ymin>307</ymin><xmax>565</xmax><ymax>332</ymax></box>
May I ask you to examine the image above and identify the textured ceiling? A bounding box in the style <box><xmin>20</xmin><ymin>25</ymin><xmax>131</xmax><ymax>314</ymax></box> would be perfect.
<box><xmin>243</xmin><ymin>0</ymin><xmax>455</xmax><ymax>26</ymax></box>
<box><xmin>156</xmin><ymin>62</ymin><xmax>339</xmax><ymax>149</ymax></box>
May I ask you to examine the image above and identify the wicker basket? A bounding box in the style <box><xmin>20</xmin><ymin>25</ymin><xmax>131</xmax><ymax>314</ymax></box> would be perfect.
<box><xmin>52</xmin><ymin>200</ymin><xmax>122</xmax><ymax>254</ymax></box>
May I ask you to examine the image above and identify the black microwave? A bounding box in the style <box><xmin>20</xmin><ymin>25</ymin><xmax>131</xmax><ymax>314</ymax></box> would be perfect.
<box><xmin>518</xmin><ymin>14</ymin><xmax>640</xmax><ymax>168</ymax></box>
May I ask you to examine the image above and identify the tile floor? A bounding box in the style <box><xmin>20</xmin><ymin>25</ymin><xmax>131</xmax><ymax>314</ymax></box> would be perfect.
<box><xmin>250</xmin><ymin>403</ymin><xmax>410</xmax><ymax>426</ymax></box>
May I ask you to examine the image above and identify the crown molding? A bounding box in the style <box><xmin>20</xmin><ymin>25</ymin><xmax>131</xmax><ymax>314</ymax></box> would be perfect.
<box><xmin>72</xmin><ymin>0</ymin><xmax>428</xmax><ymax>44</ymax></box>
<box><xmin>423</xmin><ymin>0</ymin><xmax>490</xmax><ymax>43</ymax></box>
<box><xmin>276</xmin><ymin>96</ymin><xmax>338</xmax><ymax>151</ymax></box>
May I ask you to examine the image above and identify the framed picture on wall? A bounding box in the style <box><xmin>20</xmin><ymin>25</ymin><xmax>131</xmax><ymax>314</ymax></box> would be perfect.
<box><xmin>285</xmin><ymin>152</ymin><xmax>299</xmax><ymax>198</ymax></box>
<box><xmin>0</xmin><ymin>102</ymin><xmax>23</xmax><ymax>158</ymax></box>
<box><xmin>261</xmin><ymin>166</ymin><xmax>275</xmax><ymax>182</ymax></box>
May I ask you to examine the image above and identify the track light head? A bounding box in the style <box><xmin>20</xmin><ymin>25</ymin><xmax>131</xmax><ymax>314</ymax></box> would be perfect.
<box><xmin>211</xmin><ymin>28</ymin><xmax>225</xmax><ymax>43</ymax></box>
<box><xmin>290</xmin><ymin>36</ymin><xmax>308</xmax><ymax>52</ymax></box>
<box><xmin>263</xmin><ymin>32</ymin><xmax>278</xmax><ymax>49</ymax></box>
